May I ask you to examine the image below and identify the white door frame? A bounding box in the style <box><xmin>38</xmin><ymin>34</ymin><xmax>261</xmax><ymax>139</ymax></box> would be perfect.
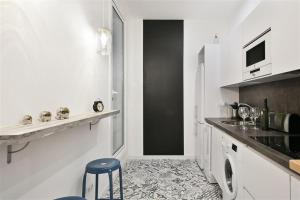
<box><xmin>111</xmin><ymin>0</ymin><xmax>127</xmax><ymax>157</ymax></box>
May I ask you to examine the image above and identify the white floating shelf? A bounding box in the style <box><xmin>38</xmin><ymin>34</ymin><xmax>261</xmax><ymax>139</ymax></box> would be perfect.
<box><xmin>0</xmin><ymin>110</ymin><xmax>120</xmax><ymax>164</ymax></box>
<box><xmin>0</xmin><ymin>110</ymin><xmax>120</xmax><ymax>145</ymax></box>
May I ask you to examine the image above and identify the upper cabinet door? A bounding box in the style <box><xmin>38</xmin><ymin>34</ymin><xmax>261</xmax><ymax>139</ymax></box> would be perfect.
<box><xmin>241</xmin><ymin>2</ymin><xmax>271</xmax><ymax>47</ymax></box>
<box><xmin>219</xmin><ymin>26</ymin><xmax>243</xmax><ymax>87</ymax></box>
<box><xmin>241</xmin><ymin>1</ymin><xmax>300</xmax><ymax>75</ymax></box>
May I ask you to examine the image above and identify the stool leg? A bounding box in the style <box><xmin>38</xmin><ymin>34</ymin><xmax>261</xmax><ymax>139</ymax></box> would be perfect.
<box><xmin>82</xmin><ymin>172</ymin><xmax>87</xmax><ymax>197</ymax></box>
<box><xmin>95</xmin><ymin>174</ymin><xmax>99</xmax><ymax>200</ymax></box>
<box><xmin>119</xmin><ymin>167</ymin><xmax>124</xmax><ymax>200</ymax></box>
<box><xmin>108</xmin><ymin>172</ymin><xmax>113</xmax><ymax>200</ymax></box>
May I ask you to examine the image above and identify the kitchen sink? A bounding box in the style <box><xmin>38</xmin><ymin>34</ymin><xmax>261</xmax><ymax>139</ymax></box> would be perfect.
<box><xmin>220</xmin><ymin>120</ymin><xmax>254</xmax><ymax>126</ymax></box>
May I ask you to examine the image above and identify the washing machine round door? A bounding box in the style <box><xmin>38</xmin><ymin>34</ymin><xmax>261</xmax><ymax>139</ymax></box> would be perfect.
<box><xmin>223</xmin><ymin>154</ymin><xmax>237</xmax><ymax>200</ymax></box>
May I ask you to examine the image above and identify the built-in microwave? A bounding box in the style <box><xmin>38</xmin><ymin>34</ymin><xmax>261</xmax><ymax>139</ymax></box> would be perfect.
<box><xmin>242</xmin><ymin>28</ymin><xmax>272</xmax><ymax>80</ymax></box>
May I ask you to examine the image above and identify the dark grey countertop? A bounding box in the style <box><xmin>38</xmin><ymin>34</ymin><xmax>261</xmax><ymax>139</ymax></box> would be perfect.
<box><xmin>205</xmin><ymin>118</ymin><xmax>294</xmax><ymax>170</ymax></box>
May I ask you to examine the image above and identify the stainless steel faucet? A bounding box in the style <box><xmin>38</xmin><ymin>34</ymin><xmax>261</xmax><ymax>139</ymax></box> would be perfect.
<box><xmin>238</xmin><ymin>103</ymin><xmax>254</xmax><ymax>111</ymax></box>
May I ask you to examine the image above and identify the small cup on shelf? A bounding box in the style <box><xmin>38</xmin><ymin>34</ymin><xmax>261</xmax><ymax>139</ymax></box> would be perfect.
<box><xmin>56</xmin><ymin>107</ymin><xmax>70</xmax><ymax>120</ymax></box>
<box><xmin>39</xmin><ymin>111</ymin><xmax>52</xmax><ymax>122</ymax></box>
<box><xmin>22</xmin><ymin>115</ymin><xmax>32</xmax><ymax>125</ymax></box>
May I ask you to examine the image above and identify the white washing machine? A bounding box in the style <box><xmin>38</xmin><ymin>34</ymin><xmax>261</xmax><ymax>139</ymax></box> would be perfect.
<box><xmin>221</xmin><ymin>135</ymin><xmax>240</xmax><ymax>200</ymax></box>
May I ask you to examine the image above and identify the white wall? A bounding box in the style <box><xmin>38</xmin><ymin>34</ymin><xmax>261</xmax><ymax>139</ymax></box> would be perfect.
<box><xmin>126</xmin><ymin>20</ymin><xmax>143</xmax><ymax>157</ymax></box>
<box><xmin>0</xmin><ymin>0</ymin><xmax>126</xmax><ymax>199</ymax></box>
<box><xmin>126</xmin><ymin>19</ymin><xmax>230</xmax><ymax>157</ymax></box>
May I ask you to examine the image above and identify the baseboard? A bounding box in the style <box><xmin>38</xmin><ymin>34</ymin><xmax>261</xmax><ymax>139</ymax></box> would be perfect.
<box><xmin>127</xmin><ymin>155</ymin><xmax>196</xmax><ymax>160</ymax></box>
<box><xmin>114</xmin><ymin>146</ymin><xmax>128</xmax><ymax>167</ymax></box>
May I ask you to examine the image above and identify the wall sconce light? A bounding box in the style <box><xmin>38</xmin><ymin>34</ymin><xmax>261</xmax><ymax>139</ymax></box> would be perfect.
<box><xmin>98</xmin><ymin>0</ymin><xmax>111</xmax><ymax>56</ymax></box>
<box><xmin>98</xmin><ymin>27</ymin><xmax>111</xmax><ymax>56</ymax></box>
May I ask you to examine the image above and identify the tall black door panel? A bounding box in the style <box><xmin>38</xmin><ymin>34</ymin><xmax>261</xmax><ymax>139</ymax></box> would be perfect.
<box><xmin>143</xmin><ymin>20</ymin><xmax>184</xmax><ymax>155</ymax></box>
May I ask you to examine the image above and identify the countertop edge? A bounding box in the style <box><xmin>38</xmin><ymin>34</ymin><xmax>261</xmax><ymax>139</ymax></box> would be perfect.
<box><xmin>205</xmin><ymin>118</ymin><xmax>299</xmax><ymax>175</ymax></box>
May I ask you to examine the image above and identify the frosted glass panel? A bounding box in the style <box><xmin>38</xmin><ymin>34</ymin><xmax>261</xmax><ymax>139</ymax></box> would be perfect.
<box><xmin>112</xmin><ymin>7</ymin><xmax>124</xmax><ymax>154</ymax></box>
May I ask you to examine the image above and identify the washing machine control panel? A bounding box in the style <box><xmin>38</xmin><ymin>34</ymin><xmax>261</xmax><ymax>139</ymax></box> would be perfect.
<box><xmin>232</xmin><ymin>144</ymin><xmax>237</xmax><ymax>152</ymax></box>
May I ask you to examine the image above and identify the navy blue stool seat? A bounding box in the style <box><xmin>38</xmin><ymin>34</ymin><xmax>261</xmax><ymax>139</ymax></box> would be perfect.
<box><xmin>82</xmin><ymin>158</ymin><xmax>124</xmax><ymax>200</ymax></box>
<box><xmin>86</xmin><ymin>158</ymin><xmax>121</xmax><ymax>174</ymax></box>
<box><xmin>55</xmin><ymin>196</ymin><xmax>86</xmax><ymax>200</ymax></box>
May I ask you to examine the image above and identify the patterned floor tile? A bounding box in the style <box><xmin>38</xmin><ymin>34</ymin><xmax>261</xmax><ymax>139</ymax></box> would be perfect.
<box><xmin>106</xmin><ymin>159</ymin><xmax>222</xmax><ymax>200</ymax></box>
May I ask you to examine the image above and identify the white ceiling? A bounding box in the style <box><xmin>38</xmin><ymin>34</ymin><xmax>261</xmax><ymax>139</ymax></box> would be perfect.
<box><xmin>116</xmin><ymin>0</ymin><xmax>243</xmax><ymax>20</ymax></box>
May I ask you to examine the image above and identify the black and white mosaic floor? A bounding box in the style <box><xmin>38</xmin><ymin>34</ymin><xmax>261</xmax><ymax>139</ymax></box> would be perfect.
<box><xmin>108</xmin><ymin>159</ymin><xmax>222</xmax><ymax>200</ymax></box>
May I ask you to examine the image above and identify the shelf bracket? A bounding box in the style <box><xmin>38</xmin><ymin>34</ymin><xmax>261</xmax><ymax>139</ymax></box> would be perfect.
<box><xmin>7</xmin><ymin>142</ymin><xmax>30</xmax><ymax>164</ymax></box>
<box><xmin>89</xmin><ymin>119</ymin><xmax>101</xmax><ymax>131</ymax></box>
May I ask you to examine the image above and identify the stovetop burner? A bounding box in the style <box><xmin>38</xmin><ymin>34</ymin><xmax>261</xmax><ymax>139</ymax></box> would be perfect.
<box><xmin>249</xmin><ymin>135</ymin><xmax>300</xmax><ymax>159</ymax></box>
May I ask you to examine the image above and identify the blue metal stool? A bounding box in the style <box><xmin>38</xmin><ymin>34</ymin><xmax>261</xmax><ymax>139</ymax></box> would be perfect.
<box><xmin>82</xmin><ymin>158</ymin><xmax>124</xmax><ymax>200</ymax></box>
<box><xmin>55</xmin><ymin>196</ymin><xmax>86</xmax><ymax>200</ymax></box>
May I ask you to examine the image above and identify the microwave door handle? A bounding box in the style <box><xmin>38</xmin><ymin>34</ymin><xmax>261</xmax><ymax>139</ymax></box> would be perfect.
<box><xmin>250</xmin><ymin>68</ymin><xmax>260</xmax><ymax>74</ymax></box>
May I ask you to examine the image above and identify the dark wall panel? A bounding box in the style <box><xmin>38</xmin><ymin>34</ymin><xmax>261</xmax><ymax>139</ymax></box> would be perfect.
<box><xmin>143</xmin><ymin>20</ymin><xmax>184</xmax><ymax>155</ymax></box>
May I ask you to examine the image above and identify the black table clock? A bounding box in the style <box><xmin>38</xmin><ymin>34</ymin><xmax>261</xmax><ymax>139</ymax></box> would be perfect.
<box><xmin>93</xmin><ymin>100</ymin><xmax>104</xmax><ymax>112</ymax></box>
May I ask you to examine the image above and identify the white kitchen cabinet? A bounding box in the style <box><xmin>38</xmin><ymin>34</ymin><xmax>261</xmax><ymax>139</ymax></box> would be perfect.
<box><xmin>196</xmin><ymin>123</ymin><xmax>205</xmax><ymax>169</ymax></box>
<box><xmin>211</xmin><ymin>127</ymin><xmax>224</xmax><ymax>185</ymax></box>
<box><xmin>219</xmin><ymin>26</ymin><xmax>243</xmax><ymax>87</ymax></box>
<box><xmin>241</xmin><ymin>147</ymin><xmax>290</xmax><ymax>200</ymax></box>
<box><xmin>291</xmin><ymin>176</ymin><xmax>300</xmax><ymax>200</ymax></box>
<box><xmin>203</xmin><ymin>124</ymin><xmax>211</xmax><ymax>172</ymax></box>
<box><xmin>241</xmin><ymin>0</ymin><xmax>300</xmax><ymax>75</ymax></box>
<box><xmin>220</xmin><ymin>1</ymin><xmax>300</xmax><ymax>87</ymax></box>
<box><xmin>202</xmin><ymin>124</ymin><xmax>217</xmax><ymax>183</ymax></box>
<box><xmin>241</xmin><ymin>2</ymin><xmax>270</xmax><ymax>47</ymax></box>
